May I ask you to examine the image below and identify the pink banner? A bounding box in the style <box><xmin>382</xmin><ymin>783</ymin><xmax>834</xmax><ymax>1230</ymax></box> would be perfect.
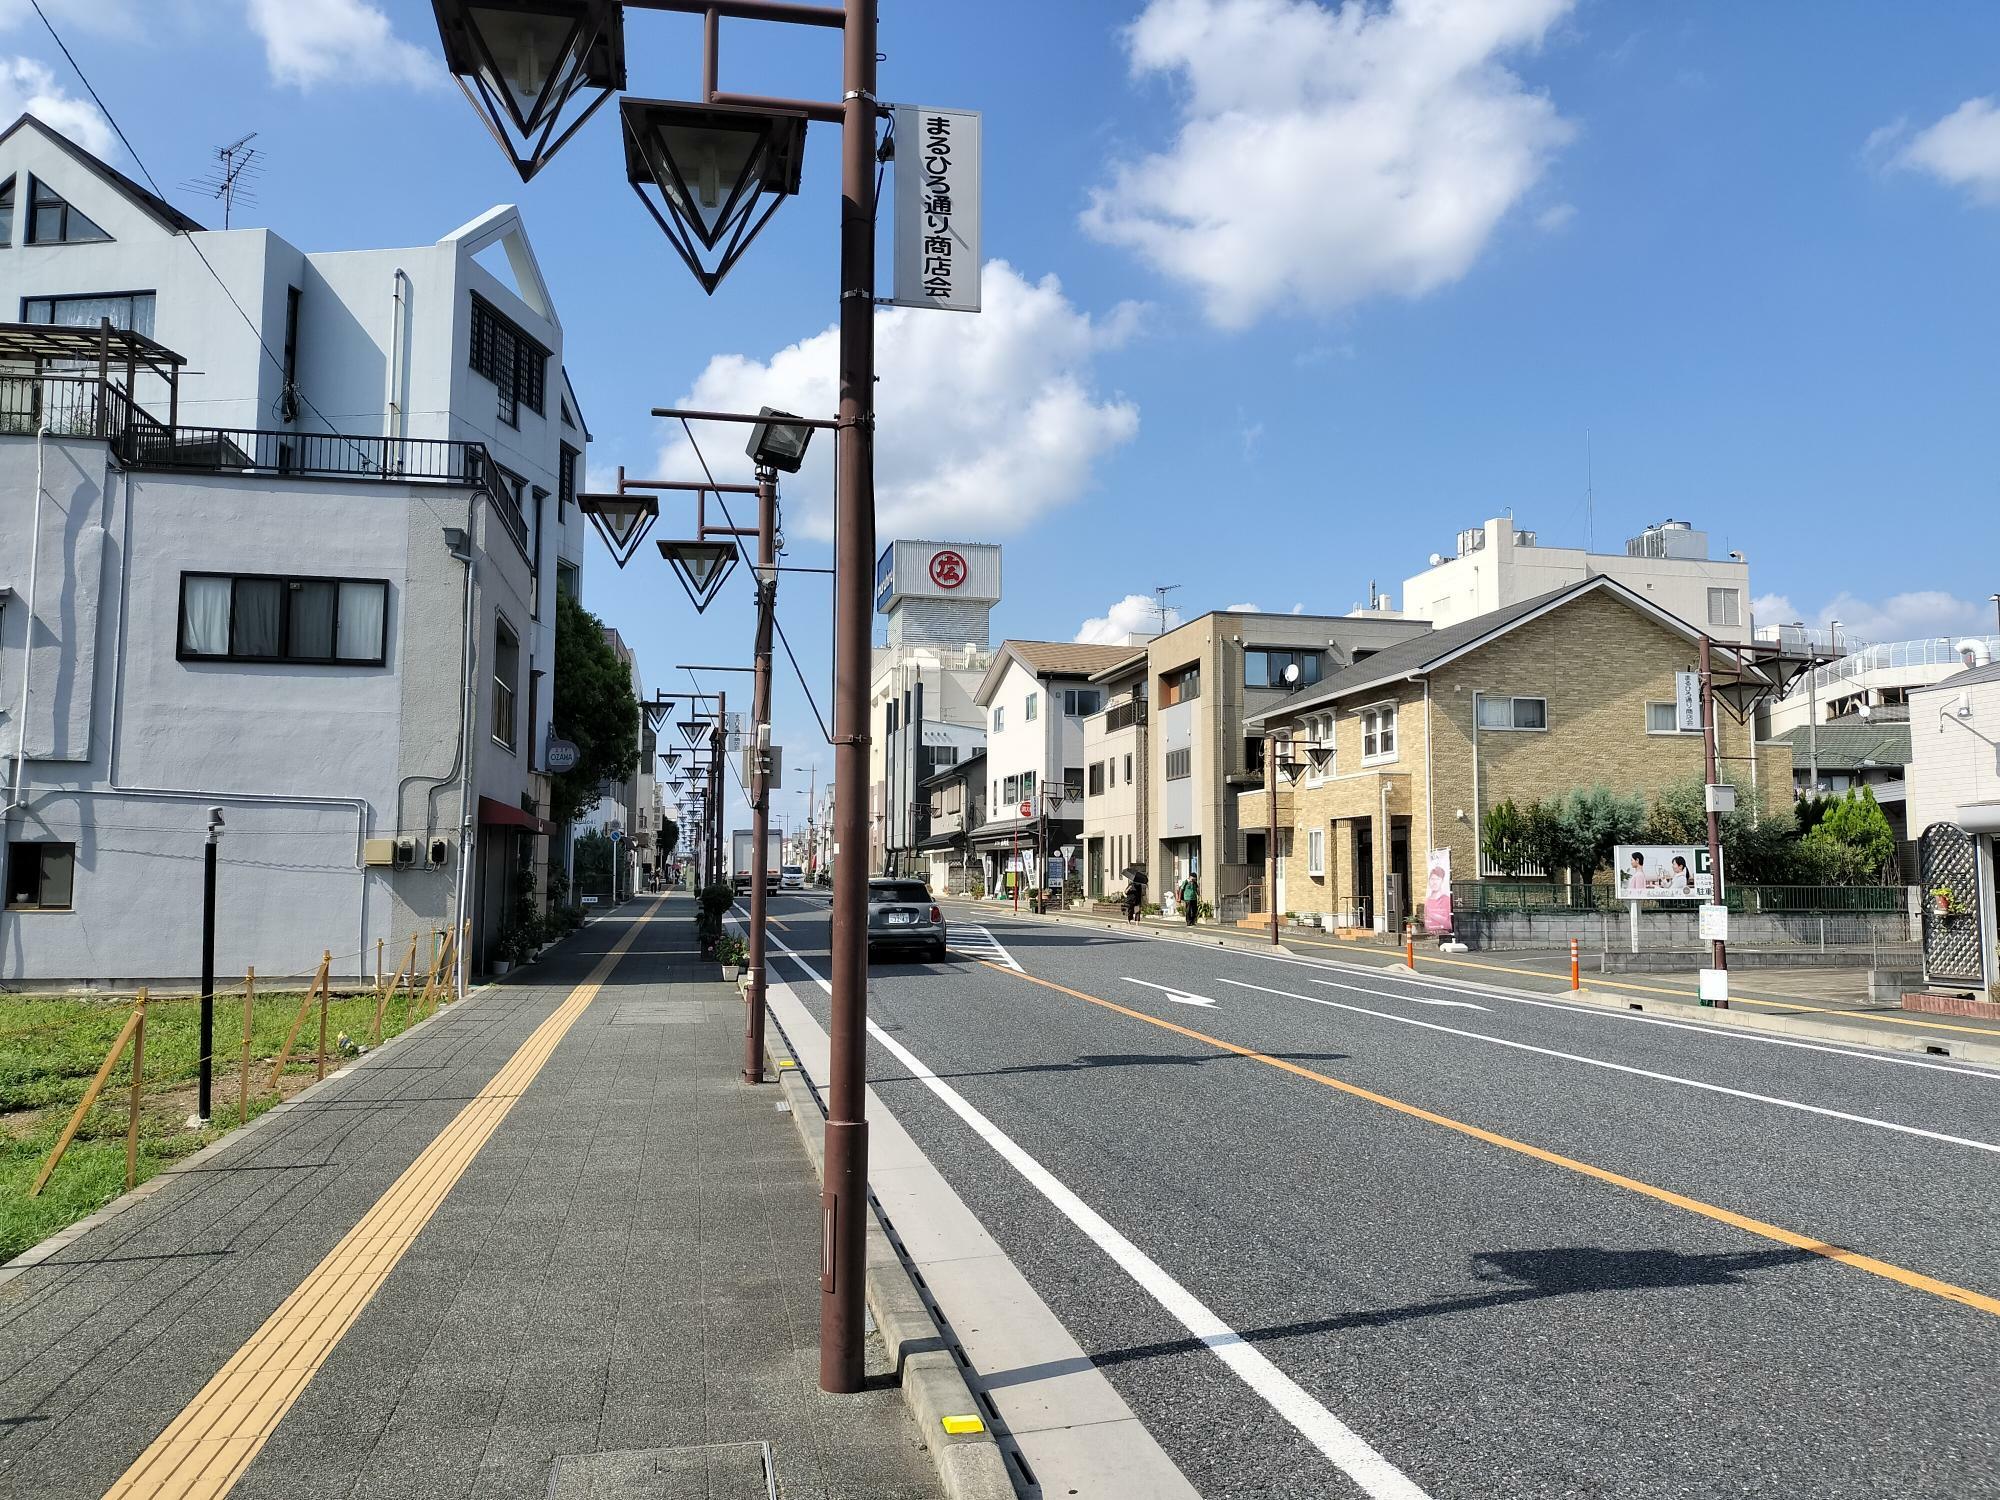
<box><xmin>1424</xmin><ymin>848</ymin><xmax>1453</xmax><ymax>934</ymax></box>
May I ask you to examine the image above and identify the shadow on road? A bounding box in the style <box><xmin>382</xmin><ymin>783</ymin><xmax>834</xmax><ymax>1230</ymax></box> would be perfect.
<box><xmin>979</xmin><ymin>1244</ymin><xmax>1817</xmax><ymax>1390</ymax></box>
<box><xmin>868</xmin><ymin>1050</ymin><xmax>1352</xmax><ymax>1085</ymax></box>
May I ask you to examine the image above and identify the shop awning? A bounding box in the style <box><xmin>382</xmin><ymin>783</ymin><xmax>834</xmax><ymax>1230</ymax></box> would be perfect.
<box><xmin>479</xmin><ymin>796</ymin><xmax>556</xmax><ymax>836</ymax></box>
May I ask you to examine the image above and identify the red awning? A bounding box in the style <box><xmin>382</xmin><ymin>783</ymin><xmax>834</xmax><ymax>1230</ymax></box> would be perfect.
<box><xmin>478</xmin><ymin>796</ymin><xmax>556</xmax><ymax>836</ymax></box>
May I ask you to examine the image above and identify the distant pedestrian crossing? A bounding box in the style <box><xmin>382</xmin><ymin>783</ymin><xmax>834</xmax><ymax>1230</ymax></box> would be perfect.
<box><xmin>949</xmin><ymin>923</ymin><xmax>1023</xmax><ymax>971</ymax></box>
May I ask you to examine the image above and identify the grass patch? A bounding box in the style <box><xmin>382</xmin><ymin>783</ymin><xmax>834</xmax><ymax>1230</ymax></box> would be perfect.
<box><xmin>0</xmin><ymin>985</ymin><xmax>439</xmax><ymax>1263</ymax></box>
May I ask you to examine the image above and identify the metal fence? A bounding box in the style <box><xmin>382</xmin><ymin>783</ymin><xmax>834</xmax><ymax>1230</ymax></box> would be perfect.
<box><xmin>1455</xmin><ymin>881</ymin><xmax>1912</xmax><ymax>915</ymax></box>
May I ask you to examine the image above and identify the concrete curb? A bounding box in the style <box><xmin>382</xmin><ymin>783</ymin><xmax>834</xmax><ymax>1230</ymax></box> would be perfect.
<box><xmin>764</xmin><ymin>1019</ymin><xmax>1017</xmax><ymax>1500</ymax></box>
<box><xmin>964</xmin><ymin>899</ymin><xmax>2000</xmax><ymax>1068</ymax></box>
<box><xmin>0</xmin><ymin>969</ymin><xmax>519</xmax><ymax>1290</ymax></box>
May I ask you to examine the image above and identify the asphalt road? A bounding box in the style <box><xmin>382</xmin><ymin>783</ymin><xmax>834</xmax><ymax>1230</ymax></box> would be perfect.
<box><xmin>757</xmin><ymin>891</ymin><xmax>2000</xmax><ymax>1500</ymax></box>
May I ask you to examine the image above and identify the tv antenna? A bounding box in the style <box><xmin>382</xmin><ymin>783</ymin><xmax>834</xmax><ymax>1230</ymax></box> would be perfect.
<box><xmin>1153</xmin><ymin>583</ymin><xmax>1181</xmax><ymax>634</ymax></box>
<box><xmin>184</xmin><ymin>132</ymin><xmax>263</xmax><ymax>229</ymax></box>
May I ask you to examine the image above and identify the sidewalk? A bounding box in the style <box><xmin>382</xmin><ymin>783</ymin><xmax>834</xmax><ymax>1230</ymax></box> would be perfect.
<box><xmin>0</xmin><ymin>896</ymin><xmax>943</xmax><ymax>1500</ymax></box>
<box><xmin>955</xmin><ymin>897</ymin><xmax>2000</xmax><ymax>1062</ymax></box>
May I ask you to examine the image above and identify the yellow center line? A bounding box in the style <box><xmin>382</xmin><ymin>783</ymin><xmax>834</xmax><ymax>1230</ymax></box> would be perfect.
<box><xmin>1224</xmin><ymin>931</ymin><xmax>2000</xmax><ymax>1041</ymax></box>
<box><xmin>979</xmin><ymin>961</ymin><xmax>2000</xmax><ymax>1320</ymax></box>
<box><xmin>104</xmin><ymin>901</ymin><xmax>662</xmax><ymax>1500</ymax></box>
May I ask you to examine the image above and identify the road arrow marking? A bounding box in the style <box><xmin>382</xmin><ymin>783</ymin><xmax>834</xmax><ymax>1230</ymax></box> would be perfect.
<box><xmin>1123</xmin><ymin>977</ymin><xmax>1218</xmax><ymax>1008</ymax></box>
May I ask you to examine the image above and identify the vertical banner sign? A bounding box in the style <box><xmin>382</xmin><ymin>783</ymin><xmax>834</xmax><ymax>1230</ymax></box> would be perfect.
<box><xmin>1424</xmin><ymin>847</ymin><xmax>1453</xmax><ymax>934</ymax></box>
<box><xmin>1675</xmin><ymin>670</ymin><xmax>1704</xmax><ymax>732</ymax></box>
<box><xmin>894</xmin><ymin>106</ymin><xmax>982</xmax><ymax>312</ymax></box>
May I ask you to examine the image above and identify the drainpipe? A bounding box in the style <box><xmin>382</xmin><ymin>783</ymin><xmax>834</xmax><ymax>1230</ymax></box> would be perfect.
<box><xmin>1469</xmin><ymin>690</ymin><xmax>1482</xmax><ymax>880</ymax></box>
<box><xmin>450</xmin><ymin>530</ymin><xmax>479</xmax><ymax>999</ymax></box>
<box><xmin>4</xmin><ymin>422</ymin><xmax>49</xmax><ymax>823</ymax></box>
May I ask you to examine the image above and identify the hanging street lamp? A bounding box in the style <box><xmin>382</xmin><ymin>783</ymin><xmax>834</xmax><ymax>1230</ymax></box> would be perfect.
<box><xmin>432</xmin><ymin>0</ymin><xmax>625</xmax><ymax>180</ymax></box>
<box><xmin>745</xmin><ymin>405</ymin><xmax>815</xmax><ymax>473</ymax></box>
<box><xmin>657</xmin><ymin>536</ymin><xmax>740</xmax><ymax>612</ymax></box>
<box><xmin>621</xmin><ymin>99</ymin><xmax>808</xmax><ymax>294</ymax></box>
<box><xmin>576</xmin><ymin>490</ymin><xmax>659</xmax><ymax>567</ymax></box>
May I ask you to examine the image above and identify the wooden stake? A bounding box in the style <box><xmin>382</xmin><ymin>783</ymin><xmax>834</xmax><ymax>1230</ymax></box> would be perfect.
<box><xmin>315</xmin><ymin>950</ymin><xmax>331</xmax><ymax>1080</ymax></box>
<box><xmin>375</xmin><ymin>937</ymin><xmax>385</xmax><ymax>996</ymax></box>
<box><xmin>239</xmin><ymin>968</ymin><xmax>255</xmax><ymax>1126</ymax></box>
<box><xmin>31</xmin><ymin>997</ymin><xmax>147</xmax><ymax>1198</ymax></box>
<box><xmin>124</xmin><ymin>991</ymin><xmax>148</xmax><ymax>1191</ymax></box>
<box><xmin>376</xmin><ymin>935</ymin><xmax>416</xmax><ymax>1044</ymax></box>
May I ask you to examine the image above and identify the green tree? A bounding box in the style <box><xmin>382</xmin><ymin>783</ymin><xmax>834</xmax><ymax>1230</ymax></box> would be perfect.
<box><xmin>1643</xmin><ymin>775</ymin><xmax>1810</xmax><ymax>883</ymax></box>
<box><xmin>550</xmin><ymin>590</ymin><xmax>638</xmax><ymax>824</ymax></box>
<box><xmin>1803</xmin><ymin>786</ymin><xmax>1897</xmax><ymax>883</ymax></box>
<box><xmin>660</xmin><ymin>818</ymin><xmax>679</xmax><ymax>859</ymax></box>
<box><xmin>1559</xmin><ymin>786</ymin><xmax>1647</xmax><ymax>884</ymax></box>
<box><xmin>1480</xmin><ymin>799</ymin><xmax>1533</xmax><ymax>876</ymax></box>
<box><xmin>1517</xmin><ymin>799</ymin><xmax>1575</xmax><ymax>883</ymax></box>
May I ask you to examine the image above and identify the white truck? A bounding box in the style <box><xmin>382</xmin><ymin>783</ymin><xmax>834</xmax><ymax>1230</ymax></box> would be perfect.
<box><xmin>730</xmin><ymin>829</ymin><xmax>783</xmax><ymax>894</ymax></box>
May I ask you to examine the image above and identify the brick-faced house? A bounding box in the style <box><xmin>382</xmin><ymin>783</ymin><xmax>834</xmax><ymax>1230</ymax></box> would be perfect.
<box><xmin>1239</xmin><ymin>577</ymin><xmax>1794</xmax><ymax>931</ymax></box>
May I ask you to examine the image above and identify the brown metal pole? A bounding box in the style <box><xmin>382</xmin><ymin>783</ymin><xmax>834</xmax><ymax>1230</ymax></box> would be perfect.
<box><xmin>1268</xmin><ymin>733</ymin><xmax>1280</xmax><ymax>947</ymax></box>
<box><xmin>743</xmin><ymin>469</ymin><xmax>777</xmax><ymax>1084</ymax></box>
<box><xmin>820</xmin><ymin>0</ymin><xmax>876</xmax><ymax>1396</ymax></box>
<box><xmin>1699</xmin><ymin>633</ymin><xmax>1728</xmax><ymax>1008</ymax></box>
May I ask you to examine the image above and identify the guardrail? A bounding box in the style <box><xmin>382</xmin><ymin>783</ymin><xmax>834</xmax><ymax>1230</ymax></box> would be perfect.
<box><xmin>1455</xmin><ymin>881</ymin><xmax>1912</xmax><ymax>914</ymax></box>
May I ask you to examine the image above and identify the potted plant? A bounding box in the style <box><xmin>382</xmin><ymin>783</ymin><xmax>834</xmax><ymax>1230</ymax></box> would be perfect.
<box><xmin>490</xmin><ymin>928</ymin><xmax>517</xmax><ymax>976</ymax></box>
<box><xmin>717</xmin><ymin>932</ymin><xmax>746</xmax><ymax>982</ymax></box>
<box><xmin>1932</xmin><ymin>886</ymin><xmax>1966</xmax><ymax>918</ymax></box>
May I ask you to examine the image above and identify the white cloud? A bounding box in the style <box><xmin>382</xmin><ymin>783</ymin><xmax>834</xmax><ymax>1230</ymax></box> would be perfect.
<box><xmin>1077</xmin><ymin>594</ymin><xmax>1179</xmax><ymax>644</ymax></box>
<box><xmin>0</xmin><ymin>55</ymin><xmax>112</xmax><ymax>156</ymax></box>
<box><xmin>1223</xmin><ymin>601</ymin><xmax>1260</xmax><ymax>612</ymax></box>
<box><xmin>1535</xmin><ymin>202</ymin><xmax>1577</xmax><ymax>232</ymax></box>
<box><xmin>1887</xmin><ymin>97</ymin><xmax>2000</xmax><ymax>205</ymax></box>
<box><xmin>1752</xmin><ymin>590</ymin><xmax>1995</xmax><ymax>646</ymax></box>
<box><xmin>656</xmin><ymin>261</ymin><xmax>1141</xmax><ymax>542</ymax></box>
<box><xmin>245</xmin><ymin>0</ymin><xmax>439</xmax><ymax>90</ymax></box>
<box><xmin>1082</xmin><ymin>0</ymin><xmax>1576</xmax><ymax>329</ymax></box>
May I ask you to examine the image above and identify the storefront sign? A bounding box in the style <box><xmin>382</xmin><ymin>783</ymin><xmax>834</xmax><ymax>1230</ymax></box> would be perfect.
<box><xmin>893</xmin><ymin>106</ymin><xmax>981</xmax><ymax>312</ymax></box>
<box><xmin>1613</xmin><ymin>844</ymin><xmax>1712</xmax><ymax>901</ymax></box>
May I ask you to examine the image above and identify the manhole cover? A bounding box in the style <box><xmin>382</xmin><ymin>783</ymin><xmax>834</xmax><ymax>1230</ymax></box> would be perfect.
<box><xmin>546</xmin><ymin>1441</ymin><xmax>775</xmax><ymax>1499</ymax></box>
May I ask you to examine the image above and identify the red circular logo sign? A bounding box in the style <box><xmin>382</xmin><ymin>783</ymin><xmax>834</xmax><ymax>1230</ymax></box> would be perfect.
<box><xmin>929</xmin><ymin>550</ymin><xmax>968</xmax><ymax>590</ymax></box>
<box><xmin>1019</xmin><ymin>800</ymin><xmax>1034</xmax><ymax>818</ymax></box>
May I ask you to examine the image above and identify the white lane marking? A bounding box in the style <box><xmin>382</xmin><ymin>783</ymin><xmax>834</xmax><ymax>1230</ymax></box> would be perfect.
<box><xmin>950</xmin><ymin>923</ymin><xmax>1023</xmax><ymax>972</ymax></box>
<box><xmin>1389</xmin><ymin>993</ymin><xmax>1488</xmax><ymax>1012</ymax></box>
<box><xmin>759</xmin><ymin>926</ymin><xmax>1432</xmax><ymax>1500</ymax></box>
<box><xmin>1225</xmin><ymin>946</ymin><xmax>2000</xmax><ymax>1082</ymax></box>
<box><xmin>1124</xmin><ymin>977</ymin><xmax>1219</xmax><ymax>1008</ymax></box>
<box><xmin>1215</xmin><ymin>977</ymin><xmax>2000</xmax><ymax>1159</ymax></box>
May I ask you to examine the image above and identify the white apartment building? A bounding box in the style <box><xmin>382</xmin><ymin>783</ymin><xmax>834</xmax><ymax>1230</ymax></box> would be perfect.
<box><xmin>870</xmin><ymin>540</ymin><xmax>999</xmax><ymax>874</ymax></box>
<box><xmin>971</xmin><ymin>641</ymin><xmax>1132</xmax><ymax>897</ymax></box>
<box><xmin>1907</xmin><ymin>657</ymin><xmax>2000</xmax><ymax>994</ymax></box>
<box><xmin>0</xmin><ymin>113</ymin><xmax>587</xmax><ymax>983</ymax></box>
<box><xmin>1402</xmin><ymin>516</ymin><xmax>1754</xmax><ymax>643</ymax></box>
<box><xmin>1761</xmin><ymin>632</ymin><xmax>2000</xmax><ymax>737</ymax></box>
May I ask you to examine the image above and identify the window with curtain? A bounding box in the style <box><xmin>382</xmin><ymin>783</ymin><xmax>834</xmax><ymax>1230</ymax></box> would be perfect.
<box><xmin>22</xmin><ymin>291</ymin><xmax>156</xmax><ymax>339</ymax></box>
<box><xmin>179</xmin><ymin>573</ymin><xmax>388</xmax><ymax>665</ymax></box>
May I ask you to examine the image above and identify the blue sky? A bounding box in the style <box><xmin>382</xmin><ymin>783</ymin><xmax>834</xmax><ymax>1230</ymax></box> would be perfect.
<box><xmin>5</xmin><ymin>0</ymin><xmax>1997</xmax><ymax>838</ymax></box>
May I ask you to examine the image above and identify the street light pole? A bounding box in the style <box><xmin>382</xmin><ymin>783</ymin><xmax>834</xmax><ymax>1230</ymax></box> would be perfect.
<box><xmin>819</xmin><ymin>0</ymin><xmax>879</xmax><ymax>1395</ymax></box>
<box><xmin>1699</xmin><ymin>634</ymin><xmax>1728</xmax><ymax>1009</ymax></box>
<box><xmin>197</xmin><ymin>806</ymin><xmax>224</xmax><ymax>1122</ymax></box>
<box><xmin>1267</xmin><ymin>732</ymin><xmax>1280</xmax><ymax>948</ymax></box>
<box><xmin>743</xmin><ymin>467</ymin><xmax>777</xmax><ymax>1084</ymax></box>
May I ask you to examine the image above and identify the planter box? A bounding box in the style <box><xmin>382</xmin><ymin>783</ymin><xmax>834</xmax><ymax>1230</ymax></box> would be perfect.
<box><xmin>1903</xmin><ymin>991</ymin><xmax>2000</xmax><ymax>1021</ymax></box>
<box><xmin>721</xmin><ymin>965</ymin><xmax>740</xmax><ymax>982</ymax></box>
<box><xmin>492</xmin><ymin>959</ymin><xmax>513</xmax><ymax>976</ymax></box>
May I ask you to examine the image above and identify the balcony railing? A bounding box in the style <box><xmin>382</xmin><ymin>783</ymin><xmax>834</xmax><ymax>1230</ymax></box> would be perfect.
<box><xmin>1089</xmin><ymin>698</ymin><xmax>1148</xmax><ymax>733</ymax></box>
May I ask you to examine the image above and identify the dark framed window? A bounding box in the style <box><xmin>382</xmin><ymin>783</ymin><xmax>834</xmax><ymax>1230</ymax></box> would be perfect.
<box><xmin>1063</xmin><ymin>688</ymin><xmax>1102</xmax><ymax>717</ymax></box>
<box><xmin>1160</xmin><ymin>663</ymin><xmax>1201</xmax><ymax>706</ymax></box>
<box><xmin>493</xmin><ymin>615</ymin><xmax>520</xmax><ymax>751</ymax></box>
<box><xmin>280</xmin><ymin>285</ymin><xmax>302</xmax><ymax>422</ymax></box>
<box><xmin>558</xmin><ymin>443</ymin><xmax>579</xmax><ymax>521</ymax></box>
<box><xmin>469</xmin><ymin>293</ymin><xmax>548</xmax><ymax>426</ymax></box>
<box><xmin>1087</xmin><ymin>762</ymin><xmax>1105</xmax><ymax>797</ymax></box>
<box><xmin>0</xmin><ymin>176</ymin><xmax>13</xmax><ymax>247</ymax></box>
<box><xmin>1245</xmin><ymin>649</ymin><xmax>1322</xmax><ymax>688</ymax></box>
<box><xmin>557</xmin><ymin>560</ymin><xmax>581</xmax><ymax>601</ymax></box>
<box><xmin>6</xmin><ymin>841</ymin><xmax>75</xmax><ymax>910</ymax></box>
<box><xmin>22</xmin><ymin>290</ymin><xmax>156</xmax><ymax>339</ymax></box>
<box><xmin>178</xmin><ymin>572</ymin><xmax>388</xmax><ymax>665</ymax></box>
<box><xmin>25</xmin><ymin>176</ymin><xmax>110</xmax><ymax>245</ymax></box>
<box><xmin>1166</xmin><ymin>748</ymin><xmax>1191</xmax><ymax>780</ymax></box>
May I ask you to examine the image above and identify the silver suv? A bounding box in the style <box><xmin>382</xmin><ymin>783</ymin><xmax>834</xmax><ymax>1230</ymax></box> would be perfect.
<box><xmin>867</xmin><ymin>878</ymin><xmax>948</xmax><ymax>962</ymax></box>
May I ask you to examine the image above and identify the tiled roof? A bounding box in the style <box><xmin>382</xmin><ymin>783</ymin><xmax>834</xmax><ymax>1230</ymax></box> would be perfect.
<box><xmin>1774</xmin><ymin>721</ymin><xmax>1912</xmax><ymax>771</ymax></box>
<box><xmin>1002</xmin><ymin>641</ymin><xmax>1142</xmax><ymax>677</ymax></box>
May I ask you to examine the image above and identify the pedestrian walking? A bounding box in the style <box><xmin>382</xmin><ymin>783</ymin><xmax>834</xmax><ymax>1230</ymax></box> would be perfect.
<box><xmin>1124</xmin><ymin>871</ymin><xmax>1145</xmax><ymax>922</ymax></box>
<box><xmin>1179</xmin><ymin>873</ymin><xmax>1200</xmax><ymax>927</ymax></box>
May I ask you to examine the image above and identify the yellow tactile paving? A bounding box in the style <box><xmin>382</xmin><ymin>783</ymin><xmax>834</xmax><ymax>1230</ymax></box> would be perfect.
<box><xmin>103</xmin><ymin>902</ymin><xmax>660</xmax><ymax>1500</ymax></box>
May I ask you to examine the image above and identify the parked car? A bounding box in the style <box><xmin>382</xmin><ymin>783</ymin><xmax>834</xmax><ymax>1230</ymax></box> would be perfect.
<box><xmin>780</xmin><ymin>864</ymin><xmax>805</xmax><ymax>890</ymax></box>
<box><xmin>866</xmin><ymin>878</ymin><xmax>948</xmax><ymax>961</ymax></box>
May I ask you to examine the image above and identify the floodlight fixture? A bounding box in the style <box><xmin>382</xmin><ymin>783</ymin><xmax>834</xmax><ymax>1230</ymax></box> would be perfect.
<box><xmin>433</xmin><ymin>0</ymin><xmax>624</xmax><ymax>181</ymax></box>
<box><xmin>621</xmin><ymin>97</ymin><xmax>807</xmax><ymax>295</ymax></box>
<box><xmin>745</xmin><ymin>407</ymin><xmax>814</xmax><ymax>474</ymax></box>
<box><xmin>577</xmin><ymin>490</ymin><xmax>659</xmax><ymax>568</ymax></box>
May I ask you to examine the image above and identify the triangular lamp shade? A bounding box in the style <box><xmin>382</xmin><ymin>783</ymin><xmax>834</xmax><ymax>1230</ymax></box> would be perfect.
<box><xmin>658</xmin><ymin>537</ymin><xmax>739</xmax><ymax>613</ymax></box>
<box><xmin>579</xmin><ymin>491</ymin><xmax>658</xmax><ymax>568</ymax></box>
<box><xmin>663</xmin><ymin>752</ymin><xmax>682</xmax><ymax>771</ymax></box>
<box><xmin>678</xmin><ymin>719</ymin><xmax>711</xmax><ymax>748</ymax></box>
<box><xmin>435</xmin><ymin>0</ymin><xmax>625</xmax><ymax>182</ymax></box>
<box><xmin>644</xmin><ymin>701</ymin><xmax>675</xmax><ymax>734</ymax></box>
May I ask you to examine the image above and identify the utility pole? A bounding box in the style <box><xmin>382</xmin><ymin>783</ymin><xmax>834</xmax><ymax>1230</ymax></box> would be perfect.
<box><xmin>196</xmin><ymin>807</ymin><xmax>225</xmax><ymax>1122</ymax></box>
<box><xmin>1267</xmin><ymin>732</ymin><xmax>1281</xmax><ymax>947</ymax></box>
<box><xmin>1699</xmin><ymin>634</ymin><xmax>1728</xmax><ymax>1009</ymax></box>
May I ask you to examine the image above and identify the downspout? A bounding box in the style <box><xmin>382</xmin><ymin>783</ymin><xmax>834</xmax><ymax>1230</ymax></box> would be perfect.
<box><xmin>4</xmin><ymin>422</ymin><xmax>49</xmax><ymax>822</ymax></box>
<box><xmin>1422</xmin><ymin>678</ymin><xmax>1435</xmax><ymax>860</ymax></box>
<box><xmin>453</xmin><ymin>538</ymin><xmax>479</xmax><ymax>998</ymax></box>
<box><xmin>1469</xmin><ymin>690</ymin><xmax>1482</xmax><ymax>879</ymax></box>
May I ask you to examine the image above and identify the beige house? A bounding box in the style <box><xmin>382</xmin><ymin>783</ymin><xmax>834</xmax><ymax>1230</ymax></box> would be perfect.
<box><xmin>1080</xmin><ymin>651</ymin><xmax>1149</xmax><ymax>899</ymax></box>
<box><xmin>1906</xmin><ymin>658</ymin><xmax>2000</xmax><ymax>994</ymax></box>
<box><xmin>1142</xmin><ymin>609</ymin><xmax>1430</xmax><ymax>915</ymax></box>
<box><xmin>1241</xmin><ymin>578</ymin><xmax>1793</xmax><ymax>932</ymax></box>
